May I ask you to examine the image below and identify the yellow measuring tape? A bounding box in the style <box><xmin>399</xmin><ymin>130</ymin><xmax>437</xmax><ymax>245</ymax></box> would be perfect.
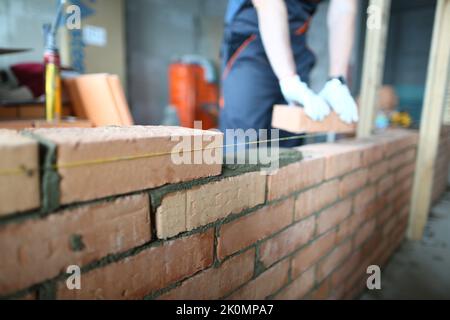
<box><xmin>0</xmin><ymin>133</ymin><xmax>329</xmax><ymax>177</ymax></box>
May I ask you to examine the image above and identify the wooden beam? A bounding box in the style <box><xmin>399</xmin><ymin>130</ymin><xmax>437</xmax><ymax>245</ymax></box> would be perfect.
<box><xmin>444</xmin><ymin>77</ymin><xmax>450</xmax><ymax>125</ymax></box>
<box><xmin>357</xmin><ymin>0</ymin><xmax>391</xmax><ymax>138</ymax></box>
<box><xmin>408</xmin><ymin>0</ymin><xmax>450</xmax><ymax>240</ymax></box>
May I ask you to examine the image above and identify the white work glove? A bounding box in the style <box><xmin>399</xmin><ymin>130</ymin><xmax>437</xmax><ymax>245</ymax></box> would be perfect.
<box><xmin>280</xmin><ymin>75</ymin><xmax>331</xmax><ymax>122</ymax></box>
<box><xmin>319</xmin><ymin>78</ymin><xmax>359</xmax><ymax>124</ymax></box>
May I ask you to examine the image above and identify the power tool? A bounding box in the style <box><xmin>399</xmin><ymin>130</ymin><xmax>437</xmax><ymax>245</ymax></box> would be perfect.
<box><xmin>44</xmin><ymin>0</ymin><xmax>67</xmax><ymax>122</ymax></box>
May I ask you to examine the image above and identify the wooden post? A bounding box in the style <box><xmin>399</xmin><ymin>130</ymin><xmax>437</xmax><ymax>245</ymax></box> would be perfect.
<box><xmin>444</xmin><ymin>79</ymin><xmax>450</xmax><ymax>125</ymax></box>
<box><xmin>408</xmin><ymin>0</ymin><xmax>450</xmax><ymax>240</ymax></box>
<box><xmin>357</xmin><ymin>0</ymin><xmax>391</xmax><ymax>138</ymax></box>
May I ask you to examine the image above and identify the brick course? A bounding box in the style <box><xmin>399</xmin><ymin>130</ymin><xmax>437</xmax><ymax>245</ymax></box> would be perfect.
<box><xmin>58</xmin><ymin>230</ymin><xmax>213</xmax><ymax>300</ymax></box>
<box><xmin>0</xmin><ymin>194</ymin><xmax>150</xmax><ymax>296</ymax></box>
<box><xmin>0</xmin><ymin>127</ymin><xmax>426</xmax><ymax>300</ymax></box>
<box><xmin>29</xmin><ymin>126</ymin><xmax>223</xmax><ymax>205</ymax></box>
<box><xmin>217</xmin><ymin>199</ymin><xmax>294</xmax><ymax>259</ymax></box>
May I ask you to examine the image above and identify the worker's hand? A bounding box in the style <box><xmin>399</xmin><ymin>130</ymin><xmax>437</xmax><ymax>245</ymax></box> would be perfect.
<box><xmin>280</xmin><ymin>75</ymin><xmax>331</xmax><ymax>122</ymax></box>
<box><xmin>319</xmin><ymin>78</ymin><xmax>359</xmax><ymax>124</ymax></box>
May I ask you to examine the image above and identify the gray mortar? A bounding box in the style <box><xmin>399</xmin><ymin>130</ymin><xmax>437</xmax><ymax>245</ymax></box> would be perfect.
<box><xmin>149</xmin><ymin>148</ymin><xmax>303</xmax><ymax>211</ymax></box>
<box><xmin>21</xmin><ymin>131</ymin><xmax>61</xmax><ymax>214</ymax></box>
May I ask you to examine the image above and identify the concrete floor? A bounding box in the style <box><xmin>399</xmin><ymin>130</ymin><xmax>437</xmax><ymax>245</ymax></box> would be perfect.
<box><xmin>361</xmin><ymin>173</ymin><xmax>450</xmax><ymax>300</ymax></box>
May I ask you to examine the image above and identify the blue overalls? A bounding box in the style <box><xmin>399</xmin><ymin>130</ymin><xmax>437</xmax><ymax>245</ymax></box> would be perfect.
<box><xmin>220</xmin><ymin>0</ymin><xmax>321</xmax><ymax>147</ymax></box>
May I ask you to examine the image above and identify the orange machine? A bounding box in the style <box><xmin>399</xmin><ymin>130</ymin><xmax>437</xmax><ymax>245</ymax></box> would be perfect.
<box><xmin>169</xmin><ymin>62</ymin><xmax>219</xmax><ymax>130</ymax></box>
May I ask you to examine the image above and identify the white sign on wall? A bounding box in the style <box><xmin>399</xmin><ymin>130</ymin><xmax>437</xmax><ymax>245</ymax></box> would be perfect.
<box><xmin>82</xmin><ymin>25</ymin><xmax>107</xmax><ymax>47</ymax></box>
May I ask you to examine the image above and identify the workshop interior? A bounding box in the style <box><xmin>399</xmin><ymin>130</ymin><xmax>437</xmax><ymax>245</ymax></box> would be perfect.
<box><xmin>0</xmin><ymin>0</ymin><xmax>449</xmax><ymax>302</ymax></box>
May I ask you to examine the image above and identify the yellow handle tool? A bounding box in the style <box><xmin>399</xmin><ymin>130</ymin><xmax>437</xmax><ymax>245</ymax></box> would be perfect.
<box><xmin>45</xmin><ymin>62</ymin><xmax>62</xmax><ymax>122</ymax></box>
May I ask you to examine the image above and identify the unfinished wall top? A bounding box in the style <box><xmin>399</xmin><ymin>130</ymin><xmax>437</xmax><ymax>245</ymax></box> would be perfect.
<box><xmin>29</xmin><ymin>126</ymin><xmax>222</xmax><ymax>144</ymax></box>
<box><xmin>5</xmin><ymin>126</ymin><xmax>224</xmax><ymax>208</ymax></box>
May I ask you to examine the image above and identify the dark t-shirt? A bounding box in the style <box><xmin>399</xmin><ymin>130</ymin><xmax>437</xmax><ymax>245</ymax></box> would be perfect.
<box><xmin>225</xmin><ymin>0</ymin><xmax>321</xmax><ymax>36</ymax></box>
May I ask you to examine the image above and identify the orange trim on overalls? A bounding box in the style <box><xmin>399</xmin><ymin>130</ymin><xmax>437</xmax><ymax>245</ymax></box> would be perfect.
<box><xmin>220</xmin><ymin>34</ymin><xmax>257</xmax><ymax>109</ymax></box>
<box><xmin>294</xmin><ymin>17</ymin><xmax>311</xmax><ymax>35</ymax></box>
<box><xmin>222</xmin><ymin>34</ymin><xmax>257</xmax><ymax>82</ymax></box>
<box><xmin>220</xmin><ymin>18</ymin><xmax>311</xmax><ymax>109</ymax></box>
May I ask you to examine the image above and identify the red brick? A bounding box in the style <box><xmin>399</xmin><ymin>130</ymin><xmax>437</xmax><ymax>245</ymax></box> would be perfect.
<box><xmin>274</xmin><ymin>267</ymin><xmax>315</xmax><ymax>300</ymax></box>
<box><xmin>316</xmin><ymin>240</ymin><xmax>352</xmax><ymax>281</ymax></box>
<box><xmin>344</xmin><ymin>278</ymin><xmax>366</xmax><ymax>300</ymax></box>
<box><xmin>272</xmin><ymin>105</ymin><xmax>356</xmax><ymax>134</ymax></box>
<box><xmin>354</xmin><ymin>219</ymin><xmax>376</xmax><ymax>248</ymax></box>
<box><xmin>298</xmin><ymin>144</ymin><xmax>362</xmax><ymax>180</ymax></box>
<box><xmin>382</xmin><ymin>215</ymin><xmax>397</xmax><ymax>236</ymax></box>
<box><xmin>336</xmin><ymin>213</ymin><xmax>363</xmax><ymax>243</ymax></box>
<box><xmin>343</xmin><ymin>258</ymin><xmax>370</xmax><ymax>296</ymax></box>
<box><xmin>360</xmin><ymin>231</ymin><xmax>382</xmax><ymax>260</ymax></box>
<box><xmin>331</xmin><ymin>250</ymin><xmax>361</xmax><ymax>287</ymax></box>
<box><xmin>337</xmin><ymin>137</ymin><xmax>384</xmax><ymax>167</ymax></box>
<box><xmin>376</xmin><ymin>201</ymin><xmax>394</xmax><ymax>227</ymax></box>
<box><xmin>400</xmin><ymin>176</ymin><xmax>413</xmax><ymax>194</ymax></box>
<box><xmin>309</xmin><ymin>278</ymin><xmax>331</xmax><ymax>300</ymax></box>
<box><xmin>329</xmin><ymin>285</ymin><xmax>347</xmax><ymax>300</ymax></box>
<box><xmin>389</xmin><ymin>152</ymin><xmax>405</xmax><ymax>170</ymax></box>
<box><xmin>378</xmin><ymin>129</ymin><xmax>418</xmax><ymax>157</ymax></box>
<box><xmin>393</xmin><ymin>192</ymin><xmax>411</xmax><ymax>213</ymax></box>
<box><xmin>316</xmin><ymin>199</ymin><xmax>352</xmax><ymax>235</ymax></box>
<box><xmin>364</xmin><ymin>196</ymin><xmax>388</xmax><ymax>222</ymax></box>
<box><xmin>368</xmin><ymin>240</ymin><xmax>386</xmax><ymax>267</ymax></box>
<box><xmin>361</xmin><ymin>143</ymin><xmax>384</xmax><ymax>166</ymax></box>
<box><xmin>228</xmin><ymin>259</ymin><xmax>289</xmax><ymax>300</ymax></box>
<box><xmin>267</xmin><ymin>156</ymin><xmax>325</xmax><ymax>201</ymax></box>
<box><xmin>0</xmin><ymin>194</ymin><xmax>151</xmax><ymax>296</ymax></box>
<box><xmin>57</xmin><ymin>230</ymin><xmax>214</xmax><ymax>300</ymax></box>
<box><xmin>291</xmin><ymin>231</ymin><xmax>336</xmax><ymax>277</ymax></box>
<box><xmin>185</xmin><ymin>173</ymin><xmax>266</xmax><ymax>231</ymax></box>
<box><xmin>395</xmin><ymin>163</ymin><xmax>415</xmax><ymax>183</ymax></box>
<box><xmin>30</xmin><ymin>126</ymin><xmax>223</xmax><ymax>205</ymax></box>
<box><xmin>399</xmin><ymin>205</ymin><xmax>410</xmax><ymax>220</ymax></box>
<box><xmin>259</xmin><ymin>216</ymin><xmax>315</xmax><ymax>267</ymax></box>
<box><xmin>388</xmin><ymin>180</ymin><xmax>404</xmax><ymax>203</ymax></box>
<box><xmin>0</xmin><ymin>130</ymin><xmax>40</xmax><ymax>216</ymax></box>
<box><xmin>294</xmin><ymin>180</ymin><xmax>339</xmax><ymax>220</ymax></box>
<box><xmin>339</xmin><ymin>169</ymin><xmax>368</xmax><ymax>198</ymax></box>
<box><xmin>159</xmin><ymin>249</ymin><xmax>255</xmax><ymax>300</ymax></box>
<box><xmin>19</xmin><ymin>292</ymin><xmax>38</xmax><ymax>300</ymax></box>
<box><xmin>389</xmin><ymin>148</ymin><xmax>416</xmax><ymax>171</ymax></box>
<box><xmin>217</xmin><ymin>199</ymin><xmax>294</xmax><ymax>259</ymax></box>
<box><xmin>156</xmin><ymin>172</ymin><xmax>266</xmax><ymax>239</ymax></box>
<box><xmin>377</xmin><ymin>174</ymin><xmax>394</xmax><ymax>196</ymax></box>
<box><xmin>336</xmin><ymin>138</ymin><xmax>383</xmax><ymax>167</ymax></box>
<box><xmin>353</xmin><ymin>185</ymin><xmax>376</xmax><ymax>214</ymax></box>
<box><xmin>391</xmin><ymin>219</ymin><xmax>408</xmax><ymax>247</ymax></box>
<box><xmin>368</xmin><ymin>160</ymin><xmax>389</xmax><ymax>183</ymax></box>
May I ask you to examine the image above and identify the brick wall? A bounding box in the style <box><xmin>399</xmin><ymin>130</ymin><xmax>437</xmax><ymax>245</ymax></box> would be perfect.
<box><xmin>432</xmin><ymin>125</ymin><xmax>450</xmax><ymax>204</ymax></box>
<box><xmin>0</xmin><ymin>127</ymin><xmax>420</xmax><ymax>300</ymax></box>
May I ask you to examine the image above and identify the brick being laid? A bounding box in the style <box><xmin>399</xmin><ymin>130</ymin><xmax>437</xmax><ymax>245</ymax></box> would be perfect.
<box><xmin>0</xmin><ymin>130</ymin><xmax>40</xmax><ymax>216</ymax></box>
<box><xmin>27</xmin><ymin>126</ymin><xmax>223</xmax><ymax>205</ymax></box>
<box><xmin>272</xmin><ymin>105</ymin><xmax>356</xmax><ymax>134</ymax></box>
